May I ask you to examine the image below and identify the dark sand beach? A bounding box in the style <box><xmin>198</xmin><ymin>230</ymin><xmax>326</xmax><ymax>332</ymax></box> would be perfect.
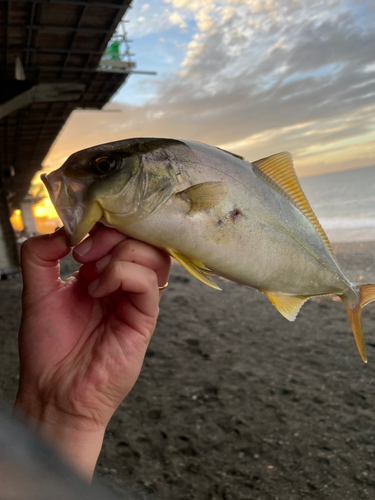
<box><xmin>1</xmin><ymin>241</ymin><xmax>375</xmax><ymax>500</ymax></box>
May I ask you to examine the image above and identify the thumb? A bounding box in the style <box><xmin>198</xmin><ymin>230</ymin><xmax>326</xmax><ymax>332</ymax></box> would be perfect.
<box><xmin>21</xmin><ymin>228</ymin><xmax>71</xmax><ymax>300</ymax></box>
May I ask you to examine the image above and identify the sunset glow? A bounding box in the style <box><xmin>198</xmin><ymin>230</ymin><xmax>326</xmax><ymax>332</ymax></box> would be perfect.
<box><xmin>21</xmin><ymin>0</ymin><xmax>375</xmax><ymax>231</ymax></box>
<box><xmin>32</xmin><ymin>196</ymin><xmax>59</xmax><ymax>220</ymax></box>
<box><xmin>31</xmin><ymin>195</ymin><xmax>61</xmax><ymax>234</ymax></box>
<box><xmin>15</xmin><ymin>176</ymin><xmax>62</xmax><ymax>234</ymax></box>
<box><xmin>10</xmin><ymin>210</ymin><xmax>23</xmax><ymax>231</ymax></box>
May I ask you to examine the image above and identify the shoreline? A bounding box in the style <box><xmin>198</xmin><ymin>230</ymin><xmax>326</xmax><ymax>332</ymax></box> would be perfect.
<box><xmin>325</xmin><ymin>228</ymin><xmax>375</xmax><ymax>244</ymax></box>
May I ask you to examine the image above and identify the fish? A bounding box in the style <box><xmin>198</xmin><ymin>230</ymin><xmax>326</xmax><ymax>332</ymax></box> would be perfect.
<box><xmin>41</xmin><ymin>137</ymin><xmax>375</xmax><ymax>362</ymax></box>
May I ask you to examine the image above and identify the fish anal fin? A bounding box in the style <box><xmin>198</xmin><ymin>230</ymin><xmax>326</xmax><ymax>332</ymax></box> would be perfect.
<box><xmin>253</xmin><ymin>152</ymin><xmax>335</xmax><ymax>260</ymax></box>
<box><xmin>266</xmin><ymin>292</ymin><xmax>308</xmax><ymax>321</ymax></box>
<box><xmin>168</xmin><ymin>249</ymin><xmax>221</xmax><ymax>290</ymax></box>
<box><xmin>176</xmin><ymin>182</ymin><xmax>228</xmax><ymax>213</ymax></box>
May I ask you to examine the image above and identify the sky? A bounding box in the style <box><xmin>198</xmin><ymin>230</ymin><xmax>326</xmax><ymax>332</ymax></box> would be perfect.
<box><xmin>41</xmin><ymin>0</ymin><xmax>375</xmax><ymax>181</ymax></box>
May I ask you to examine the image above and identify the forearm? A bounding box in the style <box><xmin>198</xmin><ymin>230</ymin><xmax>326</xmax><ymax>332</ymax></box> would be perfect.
<box><xmin>13</xmin><ymin>392</ymin><xmax>105</xmax><ymax>481</ymax></box>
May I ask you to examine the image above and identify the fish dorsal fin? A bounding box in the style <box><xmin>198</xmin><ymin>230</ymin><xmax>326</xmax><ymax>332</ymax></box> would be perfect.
<box><xmin>168</xmin><ymin>249</ymin><xmax>222</xmax><ymax>291</ymax></box>
<box><xmin>253</xmin><ymin>152</ymin><xmax>335</xmax><ymax>259</ymax></box>
<box><xmin>266</xmin><ymin>292</ymin><xmax>308</xmax><ymax>321</ymax></box>
<box><xmin>176</xmin><ymin>182</ymin><xmax>228</xmax><ymax>213</ymax></box>
<box><xmin>215</xmin><ymin>146</ymin><xmax>245</xmax><ymax>160</ymax></box>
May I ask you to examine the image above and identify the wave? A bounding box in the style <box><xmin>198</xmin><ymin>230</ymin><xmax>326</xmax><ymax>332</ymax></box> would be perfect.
<box><xmin>320</xmin><ymin>217</ymin><xmax>375</xmax><ymax>230</ymax></box>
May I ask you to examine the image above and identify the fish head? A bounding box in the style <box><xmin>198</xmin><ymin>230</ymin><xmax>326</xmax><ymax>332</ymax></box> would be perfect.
<box><xmin>41</xmin><ymin>138</ymin><xmax>179</xmax><ymax>246</ymax></box>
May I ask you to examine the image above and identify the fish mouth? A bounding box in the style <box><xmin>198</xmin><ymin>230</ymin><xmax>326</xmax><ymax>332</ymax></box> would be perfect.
<box><xmin>41</xmin><ymin>172</ymin><xmax>84</xmax><ymax>242</ymax></box>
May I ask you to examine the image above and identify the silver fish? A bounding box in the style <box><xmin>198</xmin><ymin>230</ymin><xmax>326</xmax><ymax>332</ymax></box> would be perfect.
<box><xmin>42</xmin><ymin>138</ymin><xmax>375</xmax><ymax>362</ymax></box>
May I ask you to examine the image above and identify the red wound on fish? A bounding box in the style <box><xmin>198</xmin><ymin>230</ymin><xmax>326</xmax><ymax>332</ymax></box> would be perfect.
<box><xmin>230</xmin><ymin>208</ymin><xmax>242</xmax><ymax>222</ymax></box>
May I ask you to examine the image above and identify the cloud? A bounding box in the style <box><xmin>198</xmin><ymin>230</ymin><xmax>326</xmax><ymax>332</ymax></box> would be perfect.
<box><xmin>163</xmin><ymin>0</ymin><xmax>214</xmax><ymax>13</ymax></box>
<box><xmin>364</xmin><ymin>62</ymin><xmax>375</xmax><ymax>73</ymax></box>
<box><xmin>46</xmin><ymin>0</ymin><xmax>375</xmax><ymax>177</ymax></box>
<box><xmin>126</xmin><ymin>1</ymin><xmax>191</xmax><ymax>37</ymax></box>
<box><xmin>169</xmin><ymin>11</ymin><xmax>187</xmax><ymax>29</ymax></box>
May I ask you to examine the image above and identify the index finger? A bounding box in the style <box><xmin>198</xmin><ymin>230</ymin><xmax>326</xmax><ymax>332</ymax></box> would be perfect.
<box><xmin>73</xmin><ymin>225</ymin><xmax>128</xmax><ymax>263</ymax></box>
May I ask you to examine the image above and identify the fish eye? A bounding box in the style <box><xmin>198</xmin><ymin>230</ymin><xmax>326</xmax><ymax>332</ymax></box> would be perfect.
<box><xmin>93</xmin><ymin>156</ymin><xmax>117</xmax><ymax>174</ymax></box>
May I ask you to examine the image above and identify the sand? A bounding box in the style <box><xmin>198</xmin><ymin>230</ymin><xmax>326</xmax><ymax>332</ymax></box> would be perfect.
<box><xmin>1</xmin><ymin>241</ymin><xmax>375</xmax><ymax>500</ymax></box>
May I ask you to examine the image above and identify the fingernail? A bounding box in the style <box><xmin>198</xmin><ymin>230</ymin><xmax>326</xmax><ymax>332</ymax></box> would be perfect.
<box><xmin>96</xmin><ymin>254</ymin><xmax>111</xmax><ymax>271</ymax></box>
<box><xmin>88</xmin><ymin>278</ymin><xmax>100</xmax><ymax>294</ymax></box>
<box><xmin>74</xmin><ymin>237</ymin><xmax>93</xmax><ymax>256</ymax></box>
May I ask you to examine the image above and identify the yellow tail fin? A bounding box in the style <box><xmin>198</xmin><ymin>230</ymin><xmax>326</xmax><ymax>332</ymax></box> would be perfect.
<box><xmin>341</xmin><ymin>284</ymin><xmax>375</xmax><ymax>363</ymax></box>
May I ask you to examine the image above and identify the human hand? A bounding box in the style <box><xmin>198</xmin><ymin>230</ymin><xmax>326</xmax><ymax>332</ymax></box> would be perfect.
<box><xmin>14</xmin><ymin>225</ymin><xmax>170</xmax><ymax>479</ymax></box>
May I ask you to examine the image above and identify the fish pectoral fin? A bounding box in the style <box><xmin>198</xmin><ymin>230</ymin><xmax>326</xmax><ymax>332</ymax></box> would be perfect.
<box><xmin>265</xmin><ymin>292</ymin><xmax>308</xmax><ymax>321</ymax></box>
<box><xmin>176</xmin><ymin>182</ymin><xmax>228</xmax><ymax>213</ymax></box>
<box><xmin>168</xmin><ymin>249</ymin><xmax>222</xmax><ymax>291</ymax></box>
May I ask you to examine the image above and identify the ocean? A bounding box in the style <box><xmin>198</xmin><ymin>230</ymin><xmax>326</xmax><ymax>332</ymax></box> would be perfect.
<box><xmin>300</xmin><ymin>165</ymin><xmax>375</xmax><ymax>243</ymax></box>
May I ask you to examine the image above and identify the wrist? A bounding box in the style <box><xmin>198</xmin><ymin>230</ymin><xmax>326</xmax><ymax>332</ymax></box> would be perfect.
<box><xmin>13</xmin><ymin>391</ymin><xmax>106</xmax><ymax>481</ymax></box>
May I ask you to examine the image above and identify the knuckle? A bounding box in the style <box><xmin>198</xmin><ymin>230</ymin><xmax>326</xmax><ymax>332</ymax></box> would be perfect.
<box><xmin>108</xmin><ymin>259</ymin><xmax>124</xmax><ymax>276</ymax></box>
<box><xmin>147</xmin><ymin>269</ymin><xmax>159</xmax><ymax>289</ymax></box>
<box><xmin>96</xmin><ymin>225</ymin><xmax>125</xmax><ymax>243</ymax></box>
<box><xmin>20</xmin><ymin>237</ymin><xmax>34</xmax><ymax>262</ymax></box>
<box><xmin>115</xmin><ymin>238</ymin><xmax>138</xmax><ymax>261</ymax></box>
<box><xmin>20</xmin><ymin>238</ymin><xmax>32</xmax><ymax>254</ymax></box>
